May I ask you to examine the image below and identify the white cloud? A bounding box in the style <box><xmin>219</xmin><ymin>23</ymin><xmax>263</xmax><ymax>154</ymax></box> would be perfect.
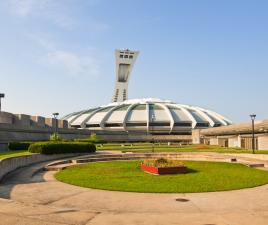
<box><xmin>8</xmin><ymin>0</ymin><xmax>75</xmax><ymax>29</ymax></box>
<box><xmin>26</xmin><ymin>34</ymin><xmax>102</xmax><ymax>78</ymax></box>
<box><xmin>8</xmin><ymin>0</ymin><xmax>51</xmax><ymax>17</ymax></box>
<box><xmin>7</xmin><ymin>0</ymin><xmax>110</xmax><ymax>31</ymax></box>
<box><xmin>45</xmin><ymin>50</ymin><xmax>100</xmax><ymax>77</ymax></box>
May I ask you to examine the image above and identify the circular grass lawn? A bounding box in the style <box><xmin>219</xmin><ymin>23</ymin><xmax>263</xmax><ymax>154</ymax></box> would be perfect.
<box><xmin>55</xmin><ymin>160</ymin><xmax>268</xmax><ymax>193</ymax></box>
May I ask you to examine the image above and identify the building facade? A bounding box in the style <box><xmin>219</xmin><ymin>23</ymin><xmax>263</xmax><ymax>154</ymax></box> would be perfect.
<box><xmin>192</xmin><ymin>119</ymin><xmax>268</xmax><ymax>150</ymax></box>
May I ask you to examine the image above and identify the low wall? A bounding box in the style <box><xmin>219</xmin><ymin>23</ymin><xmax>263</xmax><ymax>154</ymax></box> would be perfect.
<box><xmin>0</xmin><ymin>153</ymin><xmax>85</xmax><ymax>181</ymax></box>
<box><xmin>0</xmin><ymin>111</ymin><xmax>91</xmax><ymax>143</ymax></box>
<box><xmin>0</xmin><ymin>123</ymin><xmax>91</xmax><ymax>143</ymax></box>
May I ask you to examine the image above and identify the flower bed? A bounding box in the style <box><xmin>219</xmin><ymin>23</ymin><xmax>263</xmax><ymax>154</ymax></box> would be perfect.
<box><xmin>141</xmin><ymin>158</ymin><xmax>187</xmax><ymax>175</ymax></box>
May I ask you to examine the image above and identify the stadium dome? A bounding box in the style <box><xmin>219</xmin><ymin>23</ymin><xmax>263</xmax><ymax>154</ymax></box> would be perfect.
<box><xmin>63</xmin><ymin>98</ymin><xmax>232</xmax><ymax>135</ymax></box>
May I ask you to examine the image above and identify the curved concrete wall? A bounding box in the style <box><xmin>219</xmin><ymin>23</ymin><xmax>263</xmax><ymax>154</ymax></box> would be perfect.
<box><xmin>0</xmin><ymin>153</ymin><xmax>84</xmax><ymax>181</ymax></box>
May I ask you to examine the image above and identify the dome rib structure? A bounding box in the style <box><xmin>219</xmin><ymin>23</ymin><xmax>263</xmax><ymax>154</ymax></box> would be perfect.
<box><xmin>63</xmin><ymin>98</ymin><xmax>232</xmax><ymax>134</ymax></box>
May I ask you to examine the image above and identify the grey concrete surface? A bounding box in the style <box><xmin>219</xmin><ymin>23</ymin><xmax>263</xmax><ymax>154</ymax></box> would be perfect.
<box><xmin>0</xmin><ymin>153</ymin><xmax>268</xmax><ymax>225</ymax></box>
<box><xmin>0</xmin><ymin>153</ymin><xmax>87</xmax><ymax>180</ymax></box>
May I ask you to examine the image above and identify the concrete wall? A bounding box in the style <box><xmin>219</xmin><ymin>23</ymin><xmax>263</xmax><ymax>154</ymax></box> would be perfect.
<box><xmin>192</xmin><ymin>129</ymin><xmax>201</xmax><ymax>144</ymax></box>
<box><xmin>31</xmin><ymin>116</ymin><xmax>45</xmax><ymax>128</ymax></box>
<box><xmin>0</xmin><ymin>111</ymin><xmax>91</xmax><ymax>144</ymax></box>
<box><xmin>228</xmin><ymin>136</ymin><xmax>240</xmax><ymax>148</ymax></box>
<box><xmin>210</xmin><ymin>138</ymin><xmax>218</xmax><ymax>145</ymax></box>
<box><xmin>0</xmin><ymin>123</ymin><xmax>90</xmax><ymax>142</ymax></box>
<box><xmin>258</xmin><ymin>135</ymin><xmax>268</xmax><ymax>150</ymax></box>
<box><xmin>0</xmin><ymin>153</ymin><xmax>85</xmax><ymax>181</ymax></box>
<box><xmin>0</xmin><ymin>112</ymin><xmax>13</xmax><ymax>124</ymax></box>
<box><xmin>200</xmin><ymin>134</ymin><xmax>268</xmax><ymax>150</ymax></box>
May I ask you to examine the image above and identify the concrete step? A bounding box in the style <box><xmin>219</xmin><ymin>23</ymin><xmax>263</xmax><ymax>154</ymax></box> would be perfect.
<box><xmin>74</xmin><ymin>156</ymin><xmax>145</xmax><ymax>163</ymax></box>
<box><xmin>44</xmin><ymin>153</ymin><xmax>268</xmax><ymax>172</ymax></box>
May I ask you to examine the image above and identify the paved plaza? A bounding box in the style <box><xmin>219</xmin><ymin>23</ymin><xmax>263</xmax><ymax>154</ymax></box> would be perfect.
<box><xmin>0</xmin><ymin>153</ymin><xmax>268</xmax><ymax>225</ymax></box>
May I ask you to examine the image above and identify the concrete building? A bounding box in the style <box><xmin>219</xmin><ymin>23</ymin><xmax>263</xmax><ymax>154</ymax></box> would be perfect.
<box><xmin>63</xmin><ymin>96</ymin><xmax>233</xmax><ymax>142</ymax></box>
<box><xmin>64</xmin><ymin>98</ymin><xmax>231</xmax><ymax>133</ymax></box>
<box><xmin>192</xmin><ymin>119</ymin><xmax>268</xmax><ymax>150</ymax></box>
<box><xmin>63</xmin><ymin>49</ymin><xmax>232</xmax><ymax>142</ymax></box>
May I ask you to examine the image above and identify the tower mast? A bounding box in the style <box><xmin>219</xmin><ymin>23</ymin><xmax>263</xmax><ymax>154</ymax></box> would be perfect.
<box><xmin>112</xmin><ymin>49</ymin><xmax>139</xmax><ymax>102</ymax></box>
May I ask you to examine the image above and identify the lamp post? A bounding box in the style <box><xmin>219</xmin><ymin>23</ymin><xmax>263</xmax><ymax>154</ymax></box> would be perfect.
<box><xmin>52</xmin><ymin>112</ymin><xmax>59</xmax><ymax>134</ymax></box>
<box><xmin>0</xmin><ymin>93</ymin><xmax>5</xmax><ymax>112</ymax></box>
<box><xmin>151</xmin><ymin>114</ymin><xmax>156</xmax><ymax>153</ymax></box>
<box><xmin>250</xmin><ymin>114</ymin><xmax>256</xmax><ymax>154</ymax></box>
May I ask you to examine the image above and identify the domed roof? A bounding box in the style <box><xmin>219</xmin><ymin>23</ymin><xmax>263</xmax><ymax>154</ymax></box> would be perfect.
<box><xmin>63</xmin><ymin>98</ymin><xmax>232</xmax><ymax>134</ymax></box>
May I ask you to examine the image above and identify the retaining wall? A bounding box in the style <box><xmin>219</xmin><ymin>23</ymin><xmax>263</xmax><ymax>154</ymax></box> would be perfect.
<box><xmin>0</xmin><ymin>153</ymin><xmax>84</xmax><ymax>181</ymax></box>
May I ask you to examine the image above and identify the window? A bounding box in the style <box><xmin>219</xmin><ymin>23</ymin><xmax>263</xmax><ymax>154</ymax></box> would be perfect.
<box><xmin>132</xmin><ymin>104</ymin><xmax>146</xmax><ymax>110</ymax></box>
<box><xmin>149</xmin><ymin>122</ymin><xmax>170</xmax><ymax>126</ymax></box>
<box><xmin>174</xmin><ymin>122</ymin><xmax>192</xmax><ymax>127</ymax></box>
<box><xmin>120</xmin><ymin>55</ymin><xmax>123</xmax><ymax>58</ymax></box>
<box><xmin>105</xmin><ymin>123</ymin><xmax>122</xmax><ymax>127</ymax></box>
<box><xmin>86</xmin><ymin>124</ymin><xmax>100</xmax><ymax>127</ymax></box>
<box><xmin>196</xmin><ymin>122</ymin><xmax>209</xmax><ymax>127</ymax></box>
<box><xmin>149</xmin><ymin>104</ymin><xmax>164</xmax><ymax>110</ymax></box>
<box><xmin>129</xmin><ymin>55</ymin><xmax>133</xmax><ymax>59</ymax></box>
<box><xmin>124</xmin><ymin>55</ymin><xmax>128</xmax><ymax>58</ymax></box>
<box><xmin>71</xmin><ymin>125</ymin><xmax>81</xmax><ymax>128</ymax></box>
<box><xmin>126</xmin><ymin>122</ymin><xmax>147</xmax><ymax>127</ymax></box>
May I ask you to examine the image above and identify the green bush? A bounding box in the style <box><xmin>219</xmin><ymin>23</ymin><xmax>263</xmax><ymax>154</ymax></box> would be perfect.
<box><xmin>8</xmin><ymin>142</ymin><xmax>32</xmax><ymax>150</ymax></box>
<box><xmin>49</xmin><ymin>133</ymin><xmax>62</xmax><ymax>141</ymax></box>
<box><xmin>28</xmin><ymin>142</ymin><xmax>96</xmax><ymax>154</ymax></box>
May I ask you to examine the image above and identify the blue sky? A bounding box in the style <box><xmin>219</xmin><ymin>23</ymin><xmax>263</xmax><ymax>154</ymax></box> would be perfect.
<box><xmin>0</xmin><ymin>0</ymin><xmax>267</xmax><ymax>123</ymax></box>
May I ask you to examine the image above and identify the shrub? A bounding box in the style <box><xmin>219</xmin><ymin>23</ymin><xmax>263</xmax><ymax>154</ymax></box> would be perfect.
<box><xmin>8</xmin><ymin>142</ymin><xmax>32</xmax><ymax>150</ymax></box>
<box><xmin>49</xmin><ymin>133</ymin><xmax>62</xmax><ymax>141</ymax></box>
<box><xmin>28</xmin><ymin>142</ymin><xmax>96</xmax><ymax>154</ymax></box>
<box><xmin>142</xmin><ymin>158</ymin><xmax>184</xmax><ymax>168</ymax></box>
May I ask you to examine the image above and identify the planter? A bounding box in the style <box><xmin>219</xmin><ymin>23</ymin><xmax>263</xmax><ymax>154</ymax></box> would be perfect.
<box><xmin>141</xmin><ymin>164</ymin><xmax>187</xmax><ymax>175</ymax></box>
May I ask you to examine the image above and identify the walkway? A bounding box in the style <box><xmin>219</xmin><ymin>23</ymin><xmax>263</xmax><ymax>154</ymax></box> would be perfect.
<box><xmin>0</xmin><ymin>152</ymin><xmax>268</xmax><ymax>225</ymax></box>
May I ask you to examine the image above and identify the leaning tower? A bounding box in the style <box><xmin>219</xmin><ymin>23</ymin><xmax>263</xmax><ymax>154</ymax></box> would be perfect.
<box><xmin>112</xmin><ymin>49</ymin><xmax>139</xmax><ymax>102</ymax></box>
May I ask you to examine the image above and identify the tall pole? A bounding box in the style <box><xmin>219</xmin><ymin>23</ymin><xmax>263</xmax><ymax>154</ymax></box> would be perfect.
<box><xmin>0</xmin><ymin>93</ymin><xmax>5</xmax><ymax>112</ymax></box>
<box><xmin>56</xmin><ymin>119</ymin><xmax>58</xmax><ymax>134</ymax></box>
<box><xmin>151</xmin><ymin>114</ymin><xmax>155</xmax><ymax>153</ymax></box>
<box><xmin>252</xmin><ymin>118</ymin><xmax>255</xmax><ymax>154</ymax></box>
<box><xmin>52</xmin><ymin>113</ymin><xmax>59</xmax><ymax>135</ymax></box>
<box><xmin>250</xmin><ymin>114</ymin><xmax>256</xmax><ymax>154</ymax></box>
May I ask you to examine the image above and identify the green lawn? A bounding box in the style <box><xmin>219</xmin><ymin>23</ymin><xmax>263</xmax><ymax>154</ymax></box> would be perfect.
<box><xmin>55</xmin><ymin>160</ymin><xmax>268</xmax><ymax>193</ymax></box>
<box><xmin>0</xmin><ymin>150</ymin><xmax>32</xmax><ymax>160</ymax></box>
<box><xmin>97</xmin><ymin>143</ymin><xmax>268</xmax><ymax>154</ymax></box>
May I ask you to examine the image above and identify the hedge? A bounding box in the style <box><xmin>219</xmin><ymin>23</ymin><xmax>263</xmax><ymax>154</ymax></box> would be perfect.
<box><xmin>9</xmin><ymin>142</ymin><xmax>32</xmax><ymax>150</ymax></box>
<box><xmin>28</xmin><ymin>142</ymin><xmax>96</xmax><ymax>154</ymax></box>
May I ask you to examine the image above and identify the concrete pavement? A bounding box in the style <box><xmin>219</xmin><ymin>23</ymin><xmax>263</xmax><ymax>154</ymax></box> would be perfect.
<box><xmin>0</xmin><ymin>153</ymin><xmax>268</xmax><ymax>225</ymax></box>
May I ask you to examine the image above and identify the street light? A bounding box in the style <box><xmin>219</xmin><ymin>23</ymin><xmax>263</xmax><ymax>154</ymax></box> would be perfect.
<box><xmin>151</xmin><ymin>114</ymin><xmax>156</xmax><ymax>153</ymax></box>
<box><xmin>250</xmin><ymin>114</ymin><xmax>256</xmax><ymax>154</ymax></box>
<box><xmin>0</xmin><ymin>93</ymin><xmax>5</xmax><ymax>111</ymax></box>
<box><xmin>52</xmin><ymin>112</ymin><xmax>59</xmax><ymax>134</ymax></box>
